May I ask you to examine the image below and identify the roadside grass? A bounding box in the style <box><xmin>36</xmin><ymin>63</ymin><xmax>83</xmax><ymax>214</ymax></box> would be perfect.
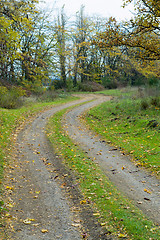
<box><xmin>85</xmin><ymin>90</ymin><xmax>160</xmax><ymax>177</ymax></box>
<box><xmin>46</xmin><ymin>107</ymin><xmax>160</xmax><ymax>240</ymax></box>
<box><xmin>0</xmin><ymin>95</ymin><xmax>78</xmax><ymax>191</ymax></box>
<box><xmin>95</xmin><ymin>87</ymin><xmax>139</xmax><ymax>97</ymax></box>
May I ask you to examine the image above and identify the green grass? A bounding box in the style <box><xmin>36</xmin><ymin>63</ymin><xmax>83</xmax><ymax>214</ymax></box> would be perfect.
<box><xmin>96</xmin><ymin>87</ymin><xmax>139</xmax><ymax>97</ymax></box>
<box><xmin>46</xmin><ymin>107</ymin><xmax>160</xmax><ymax>240</ymax></box>
<box><xmin>85</xmin><ymin>92</ymin><xmax>160</xmax><ymax>177</ymax></box>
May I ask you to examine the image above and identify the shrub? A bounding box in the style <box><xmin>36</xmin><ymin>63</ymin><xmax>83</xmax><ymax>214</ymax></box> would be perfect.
<box><xmin>140</xmin><ymin>99</ymin><xmax>149</xmax><ymax>110</ymax></box>
<box><xmin>52</xmin><ymin>79</ymin><xmax>65</xmax><ymax>90</ymax></box>
<box><xmin>0</xmin><ymin>86</ymin><xmax>26</xmax><ymax>109</ymax></box>
<box><xmin>0</xmin><ymin>86</ymin><xmax>8</xmax><ymax>95</ymax></box>
<box><xmin>102</xmin><ymin>77</ymin><xmax>118</xmax><ymax>89</ymax></box>
<box><xmin>148</xmin><ymin>76</ymin><xmax>159</xmax><ymax>86</ymax></box>
<box><xmin>78</xmin><ymin>81</ymin><xmax>105</xmax><ymax>92</ymax></box>
<box><xmin>38</xmin><ymin>89</ymin><xmax>58</xmax><ymax>102</ymax></box>
<box><xmin>150</xmin><ymin>97</ymin><xmax>160</xmax><ymax>107</ymax></box>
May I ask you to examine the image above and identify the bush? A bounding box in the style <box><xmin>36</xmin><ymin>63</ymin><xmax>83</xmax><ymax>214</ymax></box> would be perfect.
<box><xmin>0</xmin><ymin>86</ymin><xmax>8</xmax><ymax>95</ymax></box>
<box><xmin>150</xmin><ymin>97</ymin><xmax>160</xmax><ymax>107</ymax></box>
<box><xmin>102</xmin><ymin>77</ymin><xmax>118</xmax><ymax>89</ymax></box>
<box><xmin>148</xmin><ymin>76</ymin><xmax>159</xmax><ymax>86</ymax></box>
<box><xmin>140</xmin><ymin>99</ymin><xmax>149</xmax><ymax>110</ymax></box>
<box><xmin>78</xmin><ymin>81</ymin><xmax>105</xmax><ymax>92</ymax></box>
<box><xmin>0</xmin><ymin>86</ymin><xmax>26</xmax><ymax>109</ymax></box>
<box><xmin>38</xmin><ymin>89</ymin><xmax>58</xmax><ymax>102</ymax></box>
<box><xmin>52</xmin><ymin>79</ymin><xmax>65</xmax><ymax>90</ymax></box>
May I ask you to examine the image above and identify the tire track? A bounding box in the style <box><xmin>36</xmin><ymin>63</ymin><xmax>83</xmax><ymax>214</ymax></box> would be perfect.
<box><xmin>5</xmin><ymin>96</ymin><xmax>106</xmax><ymax>240</ymax></box>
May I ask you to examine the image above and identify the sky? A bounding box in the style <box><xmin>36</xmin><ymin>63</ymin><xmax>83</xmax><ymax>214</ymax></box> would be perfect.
<box><xmin>40</xmin><ymin>0</ymin><xmax>134</xmax><ymax>21</ymax></box>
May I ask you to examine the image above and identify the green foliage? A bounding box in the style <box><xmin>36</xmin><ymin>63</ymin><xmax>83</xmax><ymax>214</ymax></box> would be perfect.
<box><xmin>148</xmin><ymin>76</ymin><xmax>160</xmax><ymax>86</ymax></box>
<box><xmin>0</xmin><ymin>86</ymin><xmax>8</xmax><ymax>95</ymax></box>
<box><xmin>38</xmin><ymin>89</ymin><xmax>58</xmax><ymax>102</ymax></box>
<box><xmin>0</xmin><ymin>86</ymin><xmax>26</xmax><ymax>109</ymax></box>
<box><xmin>141</xmin><ymin>99</ymin><xmax>149</xmax><ymax>110</ymax></box>
<box><xmin>0</xmin><ymin>0</ymin><xmax>56</xmax><ymax>90</ymax></box>
<box><xmin>102</xmin><ymin>76</ymin><xmax>118</xmax><ymax>89</ymax></box>
<box><xmin>150</xmin><ymin>97</ymin><xmax>160</xmax><ymax>107</ymax></box>
<box><xmin>52</xmin><ymin>79</ymin><xmax>65</xmax><ymax>90</ymax></box>
<box><xmin>141</xmin><ymin>96</ymin><xmax>160</xmax><ymax>110</ymax></box>
<box><xmin>78</xmin><ymin>81</ymin><xmax>105</xmax><ymax>92</ymax></box>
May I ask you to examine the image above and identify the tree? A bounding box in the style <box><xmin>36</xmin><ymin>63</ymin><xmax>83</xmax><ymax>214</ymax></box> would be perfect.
<box><xmin>54</xmin><ymin>7</ymin><xmax>67</xmax><ymax>88</ymax></box>
<box><xmin>71</xmin><ymin>6</ymin><xmax>92</xmax><ymax>85</ymax></box>
<box><xmin>0</xmin><ymin>0</ymin><xmax>57</xmax><ymax>90</ymax></box>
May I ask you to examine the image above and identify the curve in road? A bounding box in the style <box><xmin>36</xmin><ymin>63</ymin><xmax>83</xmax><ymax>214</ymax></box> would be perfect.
<box><xmin>63</xmin><ymin>94</ymin><xmax>160</xmax><ymax>225</ymax></box>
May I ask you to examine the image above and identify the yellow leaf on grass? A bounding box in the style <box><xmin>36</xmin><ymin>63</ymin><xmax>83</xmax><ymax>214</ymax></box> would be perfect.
<box><xmin>93</xmin><ymin>212</ymin><xmax>100</xmax><ymax>216</ymax></box>
<box><xmin>80</xmin><ymin>200</ymin><xmax>87</xmax><ymax>204</ymax></box>
<box><xmin>100</xmin><ymin>222</ymin><xmax>106</xmax><ymax>226</ymax></box>
<box><xmin>118</xmin><ymin>233</ymin><xmax>127</xmax><ymax>238</ymax></box>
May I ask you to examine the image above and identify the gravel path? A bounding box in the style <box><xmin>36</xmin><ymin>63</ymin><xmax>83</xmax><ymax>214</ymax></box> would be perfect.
<box><xmin>63</xmin><ymin>95</ymin><xmax>160</xmax><ymax>225</ymax></box>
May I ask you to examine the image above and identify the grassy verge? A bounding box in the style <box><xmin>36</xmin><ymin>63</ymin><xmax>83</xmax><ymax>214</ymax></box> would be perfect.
<box><xmin>95</xmin><ymin>87</ymin><xmax>139</xmax><ymax>97</ymax></box>
<box><xmin>85</xmin><ymin>89</ymin><xmax>160</xmax><ymax>177</ymax></box>
<box><xmin>46</xmin><ymin>107</ymin><xmax>160</xmax><ymax>240</ymax></box>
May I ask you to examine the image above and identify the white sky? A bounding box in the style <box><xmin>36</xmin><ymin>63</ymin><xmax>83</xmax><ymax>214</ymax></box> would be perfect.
<box><xmin>40</xmin><ymin>0</ymin><xmax>134</xmax><ymax>21</ymax></box>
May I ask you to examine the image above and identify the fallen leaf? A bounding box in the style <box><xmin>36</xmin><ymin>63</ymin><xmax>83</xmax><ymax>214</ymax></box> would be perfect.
<box><xmin>41</xmin><ymin>229</ymin><xmax>48</xmax><ymax>233</ymax></box>
<box><xmin>93</xmin><ymin>212</ymin><xmax>100</xmax><ymax>216</ymax></box>
<box><xmin>71</xmin><ymin>223</ymin><xmax>81</xmax><ymax>227</ymax></box>
<box><xmin>118</xmin><ymin>233</ymin><xmax>127</xmax><ymax>238</ymax></box>
<box><xmin>144</xmin><ymin>189</ymin><xmax>152</xmax><ymax>194</ymax></box>
<box><xmin>23</xmin><ymin>219</ymin><xmax>31</xmax><ymax>224</ymax></box>
<box><xmin>35</xmin><ymin>191</ymin><xmax>40</xmax><ymax>194</ymax></box>
<box><xmin>100</xmin><ymin>222</ymin><xmax>106</xmax><ymax>226</ymax></box>
<box><xmin>6</xmin><ymin>203</ymin><xmax>14</xmax><ymax>208</ymax></box>
<box><xmin>5</xmin><ymin>213</ymin><xmax>12</xmax><ymax>218</ymax></box>
<box><xmin>6</xmin><ymin>186</ymin><xmax>14</xmax><ymax>190</ymax></box>
<box><xmin>80</xmin><ymin>200</ymin><xmax>87</xmax><ymax>204</ymax></box>
<box><xmin>144</xmin><ymin>197</ymin><xmax>151</xmax><ymax>201</ymax></box>
<box><xmin>61</xmin><ymin>183</ymin><xmax>66</xmax><ymax>188</ymax></box>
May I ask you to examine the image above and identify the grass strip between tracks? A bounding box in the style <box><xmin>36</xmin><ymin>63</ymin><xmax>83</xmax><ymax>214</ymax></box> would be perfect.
<box><xmin>46</xmin><ymin>105</ymin><xmax>160</xmax><ymax>240</ymax></box>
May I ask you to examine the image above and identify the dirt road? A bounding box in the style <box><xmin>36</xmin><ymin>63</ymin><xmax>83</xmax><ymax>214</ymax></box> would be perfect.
<box><xmin>3</xmin><ymin>94</ymin><xmax>160</xmax><ymax>240</ymax></box>
<box><xmin>4</xmin><ymin>95</ymin><xmax>114</xmax><ymax>240</ymax></box>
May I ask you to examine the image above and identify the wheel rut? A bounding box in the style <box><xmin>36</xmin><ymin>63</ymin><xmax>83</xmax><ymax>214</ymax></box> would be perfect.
<box><xmin>4</xmin><ymin>96</ymin><xmax>113</xmax><ymax>240</ymax></box>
